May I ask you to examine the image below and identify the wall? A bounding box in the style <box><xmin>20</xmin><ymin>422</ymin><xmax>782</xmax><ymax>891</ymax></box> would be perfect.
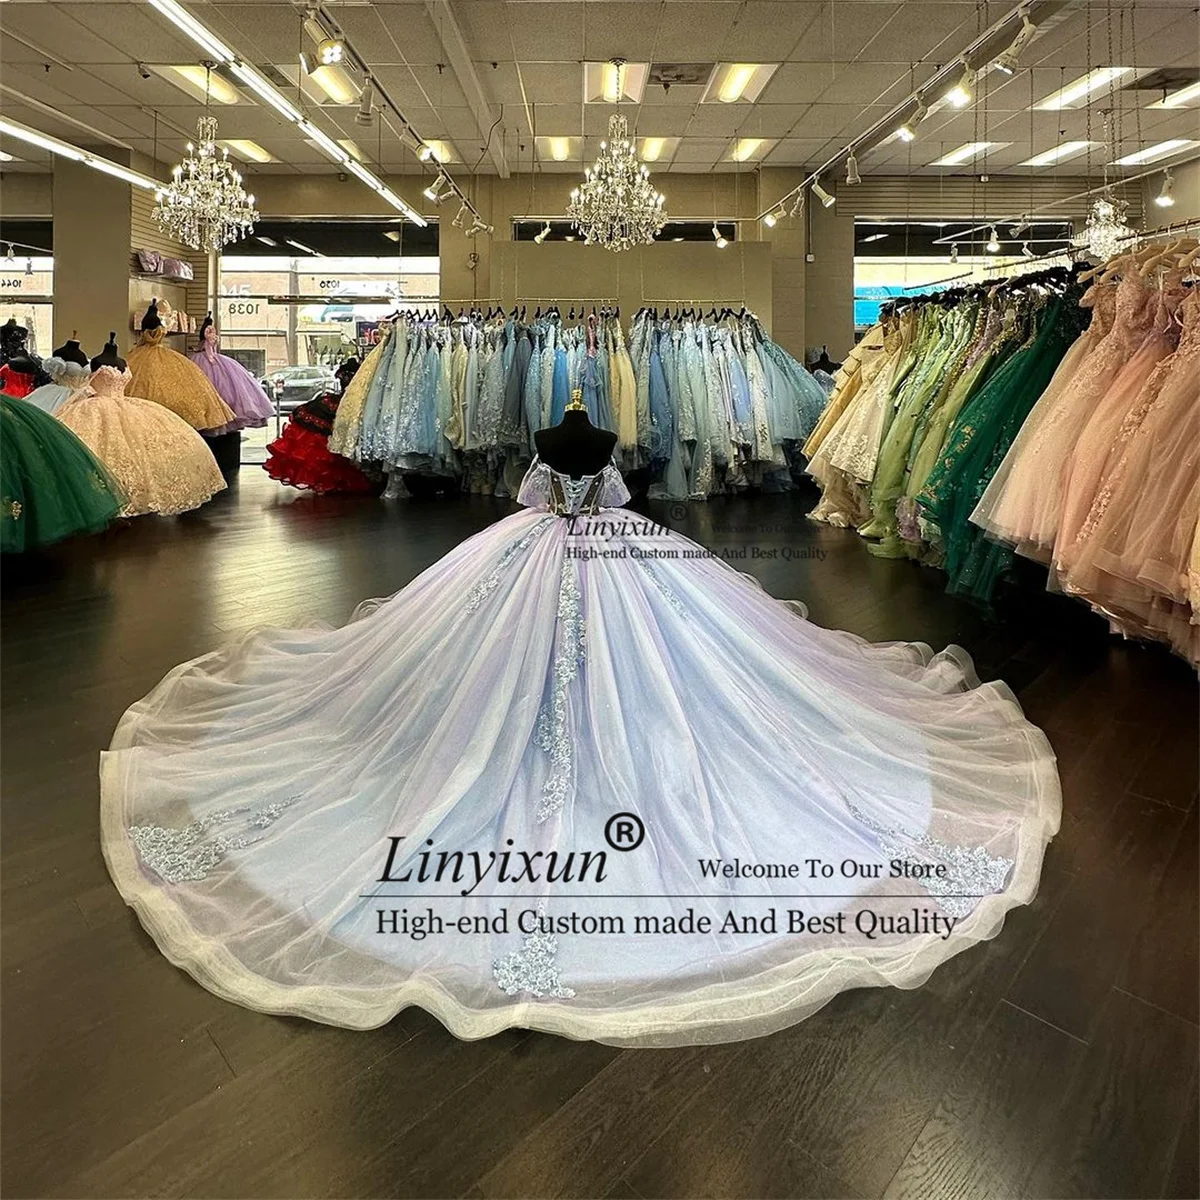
<box><xmin>1141</xmin><ymin>156</ymin><xmax>1200</xmax><ymax>230</ymax></box>
<box><xmin>0</xmin><ymin>172</ymin><xmax>53</xmax><ymax>217</ymax></box>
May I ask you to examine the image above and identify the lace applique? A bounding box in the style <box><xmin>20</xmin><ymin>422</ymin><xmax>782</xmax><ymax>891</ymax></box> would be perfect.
<box><xmin>636</xmin><ymin>559</ymin><xmax>686</xmax><ymax>614</ymax></box>
<box><xmin>533</xmin><ymin>563</ymin><xmax>586</xmax><ymax>821</ymax></box>
<box><xmin>465</xmin><ymin>516</ymin><xmax>554</xmax><ymax>612</ymax></box>
<box><xmin>493</xmin><ymin>920</ymin><xmax>575</xmax><ymax>998</ymax></box>
<box><xmin>849</xmin><ymin>803</ymin><xmax>1014</xmax><ymax>918</ymax></box>
<box><xmin>130</xmin><ymin>795</ymin><xmax>302</xmax><ymax>884</ymax></box>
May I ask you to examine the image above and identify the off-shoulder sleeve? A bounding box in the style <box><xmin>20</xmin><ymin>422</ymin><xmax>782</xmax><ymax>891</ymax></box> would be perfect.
<box><xmin>599</xmin><ymin>462</ymin><xmax>631</xmax><ymax>508</ymax></box>
<box><xmin>516</xmin><ymin>457</ymin><xmax>553</xmax><ymax>510</ymax></box>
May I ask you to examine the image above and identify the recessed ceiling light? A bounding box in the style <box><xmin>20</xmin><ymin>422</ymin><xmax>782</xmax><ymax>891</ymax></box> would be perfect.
<box><xmin>285</xmin><ymin>238</ymin><xmax>320</xmax><ymax>256</ymax></box>
<box><xmin>421</xmin><ymin>139</ymin><xmax>458</xmax><ymax>164</ymax></box>
<box><xmin>338</xmin><ymin>138</ymin><xmax>364</xmax><ymax>161</ymax></box>
<box><xmin>640</xmin><ymin>137</ymin><xmax>679</xmax><ymax>163</ymax></box>
<box><xmin>220</xmin><ymin>139</ymin><xmax>274</xmax><ymax>163</ymax></box>
<box><xmin>703</xmin><ymin>63</ymin><xmax>778</xmax><ymax>105</ymax></box>
<box><xmin>0</xmin><ymin>150</ymin><xmax>17</xmax><ymax>162</ymax></box>
<box><xmin>1147</xmin><ymin>80</ymin><xmax>1200</xmax><ymax>109</ymax></box>
<box><xmin>1021</xmin><ymin>140</ymin><xmax>1095</xmax><ymax>166</ymax></box>
<box><xmin>535</xmin><ymin>136</ymin><xmax>580</xmax><ymax>164</ymax></box>
<box><xmin>859</xmin><ymin>233</ymin><xmax>888</xmax><ymax>243</ymax></box>
<box><xmin>930</xmin><ymin>141</ymin><xmax>1000</xmax><ymax>166</ymax></box>
<box><xmin>730</xmin><ymin>137</ymin><xmax>773</xmax><ymax>162</ymax></box>
<box><xmin>1113</xmin><ymin>138</ymin><xmax>1200</xmax><ymax>165</ymax></box>
<box><xmin>156</xmin><ymin>63</ymin><xmax>241</xmax><ymax>105</ymax></box>
<box><xmin>299</xmin><ymin>56</ymin><xmax>359</xmax><ymax>105</ymax></box>
<box><xmin>1034</xmin><ymin>67</ymin><xmax>1132</xmax><ymax>111</ymax></box>
<box><xmin>255</xmin><ymin>235</ymin><xmax>278</xmax><ymax>246</ymax></box>
<box><xmin>583</xmin><ymin>61</ymin><xmax>649</xmax><ymax>104</ymax></box>
<box><xmin>383</xmin><ymin>230</ymin><xmax>401</xmax><ymax>242</ymax></box>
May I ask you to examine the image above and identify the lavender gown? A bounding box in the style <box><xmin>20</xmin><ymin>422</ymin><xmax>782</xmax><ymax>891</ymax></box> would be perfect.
<box><xmin>189</xmin><ymin>340</ymin><xmax>274</xmax><ymax>434</ymax></box>
<box><xmin>101</xmin><ymin>455</ymin><xmax>1059</xmax><ymax>1045</ymax></box>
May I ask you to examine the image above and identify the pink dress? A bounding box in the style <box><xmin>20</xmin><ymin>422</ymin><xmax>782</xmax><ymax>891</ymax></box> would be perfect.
<box><xmin>1051</xmin><ymin>277</ymin><xmax>1186</xmax><ymax>581</ymax></box>
<box><xmin>1058</xmin><ymin>289</ymin><xmax>1200</xmax><ymax>664</ymax></box>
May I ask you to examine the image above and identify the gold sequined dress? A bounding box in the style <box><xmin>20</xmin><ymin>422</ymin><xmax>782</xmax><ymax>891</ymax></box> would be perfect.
<box><xmin>56</xmin><ymin>366</ymin><xmax>226</xmax><ymax>516</ymax></box>
<box><xmin>126</xmin><ymin>328</ymin><xmax>235</xmax><ymax>432</ymax></box>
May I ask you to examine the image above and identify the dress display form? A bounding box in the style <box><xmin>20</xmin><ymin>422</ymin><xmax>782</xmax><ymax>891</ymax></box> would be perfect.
<box><xmin>188</xmin><ymin>316</ymin><xmax>274</xmax><ymax>434</ymax></box>
<box><xmin>101</xmin><ymin>413</ymin><xmax>1059</xmax><ymax>1044</ymax></box>
<box><xmin>25</xmin><ymin>338</ymin><xmax>92</xmax><ymax>414</ymax></box>
<box><xmin>125</xmin><ymin>303</ymin><xmax>235</xmax><ymax>433</ymax></box>
<box><xmin>0</xmin><ymin>317</ymin><xmax>50</xmax><ymax>396</ymax></box>
<box><xmin>57</xmin><ymin>364</ymin><xmax>226</xmax><ymax>517</ymax></box>
<box><xmin>1</xmin><ymin>394</ymin><xmax>124</xmax><ymax>552</ymax></box>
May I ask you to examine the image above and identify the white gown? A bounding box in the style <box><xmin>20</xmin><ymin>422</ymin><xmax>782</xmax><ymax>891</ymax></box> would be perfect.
<box><xmin>101</xmin><ymin>455</ymin><xmax>1060</xmax><ymax>1046</ymax></box>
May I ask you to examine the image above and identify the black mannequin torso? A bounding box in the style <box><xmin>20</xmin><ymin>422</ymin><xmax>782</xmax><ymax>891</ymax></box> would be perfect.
<box><xmin>534</xmin><ymin>410</ymin><xmax>617</xmax><ymax>478</ymax></box>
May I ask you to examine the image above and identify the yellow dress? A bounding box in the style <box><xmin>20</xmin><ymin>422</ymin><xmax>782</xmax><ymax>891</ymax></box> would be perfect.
<box><xmin>329</xmin><ymin>331</ymin><xmax>389</xmax><ymax>459</ymax></box>
<box><xmin>126</xmin><ymin>328</ymin><xmax>234</xmax><ymax>432</ymax></box>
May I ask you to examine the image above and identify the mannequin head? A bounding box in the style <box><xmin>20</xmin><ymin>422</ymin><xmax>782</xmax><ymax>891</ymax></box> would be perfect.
<box><xmin>141</xmin><ymin>299</ymin><xmax>163</xmax><ymax>331</ymax></box>
<box><xmin>52</xmin><ymin>337</ymin><xmax>89</xmax><ymax>367</ymax></box>
<box><xmin>90</xmin><ymin>332</ymin><xmax>127</xmax><ymax>372</ymax></box>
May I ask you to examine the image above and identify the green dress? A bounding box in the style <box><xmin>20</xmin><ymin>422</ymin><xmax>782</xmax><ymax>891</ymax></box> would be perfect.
<box><xmin>916</xmin><ymin>286</ymin><xmax>1088</xmax><ymax>605</ymax></box>
<box><xmin>1</xmin><ymin>394</ymin><xmax>125</xmax><ymax>552</ymax></box>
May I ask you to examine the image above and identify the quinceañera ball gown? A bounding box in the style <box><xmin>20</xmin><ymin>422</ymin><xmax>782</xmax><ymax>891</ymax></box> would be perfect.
<box><xmin>127</xmin><ymin>325</ymin><xmax>235</xmax><ymax>433</ymax></box>
<box><xmin>102</xmin><ymin>454</ymin><xmax>1060</xmax><ymax>1045</ymax></box>
<box><xmin>56</xmin><ymin>366</ymin><xmax>226</xmax><ymax>517</ymax></box>
<box><xmin>189</xmin><ymin>317</ymin><xmax>274</xmax><ymax>434</ymax></box>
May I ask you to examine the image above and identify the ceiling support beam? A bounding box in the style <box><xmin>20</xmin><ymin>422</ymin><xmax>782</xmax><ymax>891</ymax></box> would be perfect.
<box><xmin>424</xmin><ymin>0</ymin><xmax>509</xmax><ymax>178</ymax></box>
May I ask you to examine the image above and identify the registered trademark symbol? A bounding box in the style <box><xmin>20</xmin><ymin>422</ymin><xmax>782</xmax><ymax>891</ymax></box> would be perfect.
<box><xmin>604</xmin><ymin>812</ymin><xmax>645</xmax><ymax>851</ymax></box>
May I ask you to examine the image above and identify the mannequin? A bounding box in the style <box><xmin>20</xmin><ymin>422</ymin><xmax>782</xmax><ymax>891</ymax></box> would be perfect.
<box><xmin>534</xmin><ymin>388</ymin><xmax>617</xmax><ymax>478</ymax></box>
<box><xmin>91</xmin><ymin>333</ymin><xmax>128</xmax><ymax>372</ymax></box>
<box><xmin>0</xmin><ymin>318</ymin><xmax>50</xmax><ymax>395</ymax></box>
<box><xmin>24</xmin><ymin>334</ymin><xmax>92</xmax><ymax>415</ymax></box>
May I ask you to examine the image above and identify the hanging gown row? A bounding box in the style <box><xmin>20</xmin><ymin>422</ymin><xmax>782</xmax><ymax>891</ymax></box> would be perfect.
<box><xmin>805</xmin><ymin>259</ymin><xmax>1199</xmax><ymax>665</ymax></box>
<box><xmin>327</xmin><ymin>308</ymin><xmax>824</xmax><ymax>501</ymax></box>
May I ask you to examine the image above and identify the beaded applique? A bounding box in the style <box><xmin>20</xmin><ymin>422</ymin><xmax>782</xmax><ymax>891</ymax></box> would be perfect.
<box><xmin>635</xmin><ymin>559</ymin><xmax>686</xmax><ymax>614</ymax></box>
<box><xmin>129</xmin><ymin>795</ymin><xmax>302</xmax><ymax>884</ymax></box>
<box><xmin>465</xmin><ymin>516</ymin><xmax>555</xmax><ymax>612</ymax></box>
<box><xmin>849</xmin><ymin>803</ymin><xmax>1014</xmax><ymax>918</ymax></box>
<box><xmin>533</xmin><ymin>563</ymin><xmax>586</xmax><ymax>821</ymax></box>
<box><xmin>493</xmin><ymin>924</ymin><xmax>576</xmax><ymax>999</ymax></box>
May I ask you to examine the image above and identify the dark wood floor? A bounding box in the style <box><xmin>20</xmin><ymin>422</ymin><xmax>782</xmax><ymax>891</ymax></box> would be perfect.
<box><xmin>2</xmin><ymin>469</ymin><xmax>1197</xmax><ymax>1200</ymax></box>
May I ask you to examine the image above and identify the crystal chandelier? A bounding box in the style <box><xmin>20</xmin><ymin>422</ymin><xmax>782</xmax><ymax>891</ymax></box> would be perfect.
<box><xmin>567</xmin><ymin>114</ymin><xmax>667</xmax><ymax>252</ymax></box>
<box><xmin>153</xmin><ymin>114</ymin><xmax>259</xmax><ymax>252</ymax></box>
<box><xmin>1072</xmin><ymin>192</ymin><xmax>1135</xmax><ymax>262</ymax></box>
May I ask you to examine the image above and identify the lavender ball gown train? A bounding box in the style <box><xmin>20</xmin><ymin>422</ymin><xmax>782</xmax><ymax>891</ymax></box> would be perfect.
<box><xmin>101</xmin><ymin>456</ymin><xmax>1059</xmax><ymax>1045</ymax></box>
<box><xmin>189</xmin><ymin>324</ymin><xmax>274</xmax><ymax>434</ymax></box>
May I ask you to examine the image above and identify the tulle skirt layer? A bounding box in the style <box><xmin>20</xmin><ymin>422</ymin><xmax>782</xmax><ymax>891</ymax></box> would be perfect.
<box><xmin>1</xmin><ymin>395</ymin><xmax>124</xmax><ymax>551</ymax></box>
<box><xmin>126</xmin><ymin>344</ymin><xmax>235</xmax><ymax>432</ymax></box>
<box><xmin>264</xmin><ymin>423</ymin><xmax>377</xmax><ymax>494</ymax></box>
<box><xmin>102</xmin><ymin>510</ymin><xmax>1060</xmax><ymax>1045</ymax></box>
<box><xmin>56</xmin><ymin>394</ymin><xmax>226</xmax><ymax>517</ymax></box>
<box><xmin>190</xmin><ymin>352</ymin><xmax>274</xmax><ymax>433</ymax></box>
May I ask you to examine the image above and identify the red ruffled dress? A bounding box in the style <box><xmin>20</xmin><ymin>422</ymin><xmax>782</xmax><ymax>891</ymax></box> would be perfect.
<box><xmin>0</xmin><ymin>365</ymin><xmax>36</xmax><ymax>398</ymax></box>
<box><xmin>264</xmin><ymin>390</ymin><xmax>377</xmax><ymax>495</ymax></box>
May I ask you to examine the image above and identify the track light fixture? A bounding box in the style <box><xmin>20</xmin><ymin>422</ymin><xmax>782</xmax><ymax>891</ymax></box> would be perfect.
<box><xmin>712</xmin><ymin>223</ymin><xmax>729</xmax><ymax>249</ymax></box>
<box><xmin>25</xmin><ymin>257</ymin><xmax>33</xmax><ymax>276</ymax></box>
<box><xmin>1022</xmin><ymin>241</ymin><xmax>1034</xmax><ymax>258</ymax></box>
<box><xmin>995</xmin><ymin>6</ymin><xmax>1037</xmax><ymax>75</ymax></box>
<box><xmin>762</xmin><ymin>206</ymin><xmax>786</xmax><ymax>228</ymax></box>
<box><xmin>788</xmin><ymin>192</ymin><xmax>805</xmax><ymax>219</ymax></box>
<box><xmin>1011</xmin><ymin>215</ymin><xmax>1030</xmax><ymax>236</ymax></box>
<box><xmin>1155</xmin><ymin>169</ymin><xmax>1176</xmax><ymax>207</ymax></box>
<box><xmin>452</xmin><ymin>202</ymin><xmax>469</xmax><ymax>229</ymax></box>
<box><xmin>355</xmin><ymin>81</ymin><xmax>375</xmax><ymax>127</ymax></box>
<box><xmin>986</xmin><ymin>227</ymin><xmax>1001</xmax><ymax>253</ymax></box>
<box><xmin>810</xmin><ymin>178</ymin><xmax>835</xmax><ymax>208</ymax></box>
<box><xmin>466</xmin><ymin>216</ymin><xmax>493</xmax><ymax>238</ymax></box>
<box><xmin>533</xmin><ymin>222</ymin><xmax>552</xmax><ymax>244</ymax></box>
<box><xmin>944</xmin><ymin>66</ymin><xmax>974</xmax><ymax>108</ymax></box>
<box><xmin>423</xmin><ymin>172</ymin><xmax>452</xmax><ymax>203</ymax></box>
<box><xmin>845</xmin><ymin>150</ymin><xmax>861</xmax><ymax>185</ymax></box>
<box><xmin>950</xmin><ymin>243</ymin><xmax>959</xmax><ymax>263</ymax></box>
<box><xmin>417</xmin><ymin>142</ymin><xmax>435</xmax><ymax>162</ymax></box>
<box><xmin>317</xmin><ymin>36</ymin><xmax>345</xmax><ymax>65</ymax></box>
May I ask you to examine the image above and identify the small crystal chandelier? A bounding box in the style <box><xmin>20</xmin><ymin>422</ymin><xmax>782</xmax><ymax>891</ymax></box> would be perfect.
<box><xmin>567</xmin><ymin>113</ymin><xmax>667</xmax><ymax>252</ymax></box>
<box><xmin>153</xmin><ymin>66</ymin><xmax>258</xmax><ymax>252</ymax></box>
<box><xmin>1072</xmin><ymin>192</ymin><xmax>1135</xmax><ymax>262</ymax></box>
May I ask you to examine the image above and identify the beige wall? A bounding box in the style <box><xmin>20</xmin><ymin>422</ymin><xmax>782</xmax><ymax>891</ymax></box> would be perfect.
<box><xmin>804</xmin><ymin>180</ymin><xmax>857</xmax><ymax>360</ymax></box>
<box><xmin>0</xmin><ymin>172</ymin><xmax>53</xmax><ymax>217</ymax></box>
<box><xmin>52</xmin><ymin>157</ymin><xmax>133</xmax><ymax>354</ymax></box>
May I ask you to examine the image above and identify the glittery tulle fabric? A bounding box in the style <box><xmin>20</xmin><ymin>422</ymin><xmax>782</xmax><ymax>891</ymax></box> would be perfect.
<box><xmin>126</xmin><ymin>328</ymin><xmax>235</xmax><ymax>432</ymax></box>
<box><xmin>56</xmin><ymin>367</ymin><xmax>226</xmax><ymax>516</ymax></box>
<box><xmin>1</xmin><ymin>394</ymin><xmax>124</xmax><ymax>552</ymax></box>
<box><xmin>102</xmin><ymin>456</ymin><xmax>1059</xmax><ymax>1044</ymax></box>
<box><xmin>328</xmin><ymin>333</ymin><xmax>389</xmax><ymax>460</ymax></box>
<box><xmin>189</xmin><ymin>344</ymin><xmax>274</xmax><ymax>433</ymax></box>
<box><xmin>23</xmin><ymin>356</ymin><xmax>90</xmax><ymax>414</ymax></box>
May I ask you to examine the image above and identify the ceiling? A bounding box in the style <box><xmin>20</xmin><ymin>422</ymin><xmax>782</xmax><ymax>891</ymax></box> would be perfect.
<box><xmin>0</xmin><ymin>0</ymin><xmax>1197</xmax><ymax>184</ymax></box>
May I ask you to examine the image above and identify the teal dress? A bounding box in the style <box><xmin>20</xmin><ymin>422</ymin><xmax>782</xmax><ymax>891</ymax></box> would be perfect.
<box><xmin>917</xmin><ymin>286</ymin><xmax>1088</xmax><ymax>605</ymax></box>
<box><xmin>1</xmin><ymin>394</ymin><xmax>125</xmax><ymax>552</ymax></box>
